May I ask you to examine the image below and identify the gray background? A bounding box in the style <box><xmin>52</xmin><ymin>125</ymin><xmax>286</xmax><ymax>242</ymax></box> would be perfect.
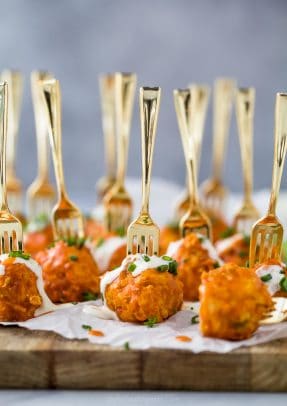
<box><xmin>1</xmin><ymin>0</ymin><xmax>287</xmax><ymax>204</ymax></box>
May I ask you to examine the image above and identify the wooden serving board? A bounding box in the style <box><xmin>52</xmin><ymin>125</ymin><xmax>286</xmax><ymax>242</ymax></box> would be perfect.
<box><xmin>0</xmin><ymin>326</ymin><xmax>287</xmax><ymax>391</ymax></box>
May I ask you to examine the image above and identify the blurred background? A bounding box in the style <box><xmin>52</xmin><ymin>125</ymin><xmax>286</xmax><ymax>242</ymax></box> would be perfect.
<box><xmin>1</xmin><ymin>0</ymin><xmax>287</xmax><ymax>206</ymax></box>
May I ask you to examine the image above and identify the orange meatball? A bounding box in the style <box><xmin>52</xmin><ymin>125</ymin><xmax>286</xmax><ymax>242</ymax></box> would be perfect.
<box><xmin>0</xmin><ymin>256</ymin><xmax>42</xmax><ymax>321</ymax></box>
<box><xmin>170</xmin><ymin>233</ymin><xmax>221</xmax><ymax>301</ymax></box>
<box><xmin>216</xmin><ymin>234</ymin><xmax>249</xmax><ymax>266</ymax></box>
<box><xmin>24</xmin><ymin>224</ymin><xmax>54</xmax><ymax>257</ymax></box>
<box><xmin>199</xmin><ymin>263</ymin><xmax>273</xmax><ymax>340</ymax></box>
<box><xmin>205</xmin><ymin>209</ymin><xmax>229</xmax><ymax>242</ymax></box>
<box><xmin>160</xmin><ymin>224</ymin><xmax>180</xmax><ymax>255</ymax></box>
<box><xmin>105</xmin><ymin>255</ymin><xmax>183</xmax><ymax>323</ymax></box>
<box><xmin>85</xmin><ymin>218</ymin><xmax>108</xmax><ymax>242</ymax></box>
<box><xmin>36</xmin><ymin>239</ymin><xmax>100</xmax><ymax>303</ymax></box>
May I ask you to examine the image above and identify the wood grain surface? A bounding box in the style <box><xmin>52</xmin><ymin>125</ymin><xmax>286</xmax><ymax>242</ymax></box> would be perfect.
<box><xmin>0</xmin><ymin>326</ymin><xmax>286</xmax><ymax>391</ymax></box>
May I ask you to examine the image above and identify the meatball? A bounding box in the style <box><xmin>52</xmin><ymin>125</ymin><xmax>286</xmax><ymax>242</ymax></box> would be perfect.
<box><xmin>199</xmin><ymin>263</ymin><xmax>273</xmax><ymax>340</ymax></box>
<box><xmin>36</xmin><ymin>239</ymin><xmax>100</xmax><ymax>303</ymax></box>
<box><xmin>216</xmin><ymin>233</ymin><xmax>249</xmax><ymax>266</ymax></box>
<box><xmin>24</xmin><ymin>225</ymin><xmax>54</xmax><ymax>257</ymax></box>
<box><xmin>159</xmin><ymin>224</ymin><xmax>180</xmax><ymax>255</ymax></box>
<box><xmin>104</xmin><ymin>254</ymin><xmax>183</xmax><ymax>323</ymax></box>
<box><xmin>205</xmin><ymin>209</ymin><xmax>229</xmax><ymax>242</ymax></box>
<box><xmin>85</xmin><ymin>218</ymin><xmax>108</xmax><ymax>242</ymax></box>
<box><xmin>0</xmin><ymin>255</ymin><xmax>42</xmax><ymax>321</ymax></box>
<box><xmin>255</xmin><ymin>260</ymin><xmax>287</xmax><ymax>297</ymax></box>
<box><xmin>168</xmin><ymin>233</ymin><xmax>222</xmax><ymax>301</ymax></box>
<box><xmin>90</xmin><ymin>236</ymin><xmax>127</xmax><ymax>274</ymax></box>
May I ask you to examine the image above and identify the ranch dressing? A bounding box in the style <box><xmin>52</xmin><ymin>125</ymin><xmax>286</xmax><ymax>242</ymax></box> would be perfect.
<box><xmin>90</xmin><ymin>237</ymin><xmax>126</xmax><ymax>274</ymax></box>
<box><xmin>255</xmin><ymin>263</ymin><xmax>285</xmax><ymax>296</ymax></box>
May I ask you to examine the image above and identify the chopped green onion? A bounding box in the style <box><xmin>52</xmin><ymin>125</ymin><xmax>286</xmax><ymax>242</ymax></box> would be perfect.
<box><xmin>69</xmin><ymin>255</ymin><xmax>78</xmax><ymax>262</ymax></box>
<box><xmin>157</xmin><ymin>264</ymin><xmax>169</xmax><ymax>272</ymax></box>
<box><xmin>96</xmin><ymin>237</ymin><xmax>105</xmax><ymax>248</ymax></box>
<box><xmin>162</xmin><ymin>255</ymin><xmax>173</xmax><ymax>261</ymax></box>
<box><xmin>280</xmin><ymin>276</ymin><xmax>287</xmax><ymax>292</ymax></box>
<box><xmin>128</xmin><ymin>263</ymin><xmax>136</xmax><ymax>273</ymax></box>
<box><xmin>82</xmin><ymin>324</ymin><xmax>92</xmax><ymax>331</ymax></box>
<box><xmin>191</xmin><ymin>315</ymin><xmax>199</xmax><ymax>324</ymax></box>
<box><xmin>142</xmin><ymin>255</ymin><xmax>150</xmax><ymax>262</ymax></box>
<box><xmin>144</xmin><ymin>316</ymin><xmax>157</xmax><ymax>328</ymax></box>
<box><xmin>213</xmin><ymin>261</ymin><xmax>220</xmax><ymax>268</ymax></box>
<box><xmin>8</xmin><ymin>251</ymin><xmax>31</xmax><ymax>260</ymax></box>
<box><xmin>82</xmin><ymin>292</ymin><xmax>99</xmax><ymax>301</ymax></box>
<box><xmin>115</xmin><ymin>227</ymin><xmax>125</xmax><ymax>237</ymax></box>
<box><xmin>220</xmin><ymin>227</ymin><xmax>235</xmax><ymax>239</ymax></box>
<box><xmin>260</xmin><ymin>273</ymin><xmax>272</xmax><ymax>282</ymax></box>
<box><xmin>124</xmin><ymin>342</ymin><xmax>130</xmax><ymax>351</ymax></box>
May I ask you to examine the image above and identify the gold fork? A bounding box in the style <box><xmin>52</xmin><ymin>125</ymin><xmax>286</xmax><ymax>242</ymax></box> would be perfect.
<box><xmin>201</xmin><ymin>78</ymin><xmax>236</xmax><ymax>213</ymax></box>
<box><xmin>26</xmin><ymin>70</ymin><xmax>56</xmax><ymax>220</ymax></box>
<box><xmin>249</xmin><ymin>93</ymin><xmax>287</xmax><ymax>267</ymax></box>
<box><xmin>104</xmin><ymin>72</ymin><xmax>136</xmax><ymax>233</ymax></box>
<box><xmin>96</xmin><ymin>73</ymin><xmax>116</xmax><ymax>200</ymax></box>
<box><xmin>1</xmin><ymin>70</ymin><xmax>24</xmax><ymax>217</ymax></box>
<box><xmin>0</xmin><ymin>82</ymin><xmax>23</xmax><ymax>253</ymax></box>
<box><xmin>39</xmin><ymin>78</ymin><xmax>84</xmax><ymax>240</ymax></box>
<box><xmin>127</xmin><ymin>87</ymin><xmax>161</xmax><ymax>255</ymax></box>
<box><xmin>233</xmin><ymin>87</ymin><xmax>259</xmax><ymax>234</ymax></box>
<box><xmin>174</xmin><ymin>89</ymin><xmax>212</xmax><ymax>239</ymax></box>
<box><xmin>175</xmin><ymin>84</ymin><xmax>210</xmax><ymax>220</ymax></box>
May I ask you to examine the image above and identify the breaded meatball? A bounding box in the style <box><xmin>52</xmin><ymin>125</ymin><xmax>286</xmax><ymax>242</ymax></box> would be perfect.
<box><xmin>85</xmin><ymin>218</ymin><xmax>108</xmax><ymax>242</ymax></box>
<box><xmin>216</xmin><ymin>233</ymin><xmax>249</xmax><ymax>266</ymax></box>
<box><xmin>36</xmin><ymin>239</ymin><xmax>100</xmax><ymax>303</ymax></box>
<box><xmin>0</xmin><ymin>255</ymin><xmax>42</xmax><ymax>321</ymax></box>
<box><xmin>199</xmin><ymin>263</ymin><xmax>273</xmax><ymax>340</ymax></box>
<box><xmin>24</xmin><ymin>225</ymin><xmax>54</xmax><ymax>257</ymax></box>
<box><xmin>104</xmin><ymin>254</ymin><xmax>183</xmax><ymax>323</ymax></box>
<box><xmin>159</xmin><ymin>224</ymin><xmax>180</xmax><ymax>255</ymax></box>
<box><xmin>168</xmin><ymin>233</ymin><xmax>221</xmax><ymax>301</ymax></box>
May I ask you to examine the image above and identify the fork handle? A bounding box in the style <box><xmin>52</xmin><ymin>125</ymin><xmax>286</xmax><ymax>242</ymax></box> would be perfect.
<box><xmin>212</xmin><ymin>78</ymin><xmax>235</xmax><ymax>180</ymax></box>
<box><xmin>188</xmin><ymin>84</ymin><xmax>210</xmax><ymax>172</ymax></box>
<box><xmin>140</xmin><ymin>87</ymin><xmax>161</xmax><ymax>214</ymax></box>
<box><xmin>1</xmin><ymin>70</ymin><xmax>23</xmax><ymax>179</ymax></box>
<box><xmin>268</xmin><ymin>93</ymin><xmax>287</xmax><ymax>215</ymax></box>
<box><xmin>174</xmin><ymin>89</ymin><xmax>199</xmax><ymax>207</ymax></box>
<box><xmin>236</xmin><ymin>87</ymin><xmax>255</xmax><ymax>203</ymax></box>
<box><xmin>99</xmin><ymin>74</ymin><xmax>117</xmax><ymax>180</ymax></box>
<box><xmin>40</xmin><ymin>79</ymin><xmax>67</xmax><ymax>200</ymax></box>
<box><xmin>115</xmin><ymin>73</ymin><xmax>136</xmax><ymax>186</ymax></box>
<box><xmin>31</xmin><ymin>71</ymin><xmax>51</xmax><ymax>183</ymax></box>
<box><xmin>0</xmin><ymin>83</ymin><xmax>9</xmax><ymax>211</ymax></box>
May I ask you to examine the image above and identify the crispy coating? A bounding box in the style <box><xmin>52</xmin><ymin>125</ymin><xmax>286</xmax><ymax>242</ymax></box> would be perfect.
<box><xmin>205</xmin><ymin>209</ymin><xmax>229</xmax><ymax>242</ymax></box>
<box><xmin>36</xmin><ymin>240</ymin><xmax>100</xmax><ymax>303</ymax></box>
<box><xmin>105</xmin><ymin>266</ymin><xmax>183</xmax><ymax>323</ymax></box>
<box><xmin>24</xmin><ymin>225</ymin><xmax>54</xmax><ymax>257</ymax></box>
<box><xmin>0</xmin><ymin>257</ymin><xmax>42</xmax><ymax>321</ymax></box>
<box><xmin>160</xmin><ymin>225</ymin><xmax>180</xmax><ymax>255</ymax></box>
<box><xmin>172</xmin><ymin>233</ymin><xmax>220</xmax><ymax>301</ymax></box>
<box><xmin>199</xmin><ymin>263</ymin><xmax>273</xmax><ymax>340</ymax></box>
<box><xmin>216</xmin><ymin>234</ymin><xmax>249</xmax><ymax>266</ymax></box>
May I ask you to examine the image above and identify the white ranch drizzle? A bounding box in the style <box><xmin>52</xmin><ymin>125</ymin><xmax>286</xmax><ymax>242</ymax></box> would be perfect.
<box><xmin>215</xmin><ymin>233</ymin><xmax>243</xmax><ymax>255</ymax></box>
<box><xmin>167</xmin><ymin>234</ymin><xmax>223</xmax><ymax>264</ymax></box>
<box><xmin>84</xmin><ymin>254</ymin><xmax>175</xmax><ymax>321</ymax></box>
<box><xmin>0</xmin><ymin>254</ymin><xmax>57</xmax><ymax>316</ymax></box>
<box><xmin>90</xmin><ymin>237</ymin><xmax>126</xmax><ymax>274</ymax></box>
<box><xmin>255</xmin><ymin>263</ymin><xmax>285</xmax><ymax>296</ymax></box>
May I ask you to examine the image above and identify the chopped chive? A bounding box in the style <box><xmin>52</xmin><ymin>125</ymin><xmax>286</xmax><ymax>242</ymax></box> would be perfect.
<box><xmin>162</xmin><ymin>255</ymin><xmax>173</xmax><ymax>261</ymax></box>
<box><xmin>213</xmin><ymin>261</ymin><xmax>220</xmax><ymax>269</ymax></box>
<box><xmin>115</xmin><ymin>226</ymin><xmax>125</xmax><ymax>237</ymax></box>
<box><xmin>8</xmin><ymin>251</ymin><xmax>31</xmax><ymax>260</ymax></box>
<box><xmin>82</xmin><ymin>292</ymin><xmax>99</xmax><ymax>301</ymax></box>
<box><xmin>82</xmin><ymin>324</ymin><xmax>92</xmax><ymax>331</ymax></box>
<box><xmin>260</xmin><ymin>273</ymin><xmax>272</xmax><ymax>282</ymax></box>
<box><xmin>142</xmin><ymin>255</ymin><xmax>150</xmax><ymax>262</ymax></box>
<box><xmin>124</xmin><ymin>342</ymin><xmax>130</xmax><ymax>351</ymax></box>
<box><xmin>168</xmin><ymin>260</ymin><xmax>178</xmax><ymax>275</ymax></box>
<box><xmin>238</xmin><ymin>251</ymin><xmax>247</xmax><ymax>259</ymax></box>
<box><xmin>96</xmin><ymin>237</ymin><xmax>105</xmax><ymax>248</ymax></box>
<box><xmin>220</xmin><ymin>227</ymin><xmax>235</xmax><ymax>239</ymax></box>
<box><xmin>128</xmin><ymin>263</ymin><xmax>136</xmax><ymax>273</ymax></box>
<box><xmin>280</xmin><ymin>270</ymin><xmax>285</xmax><ymax>274</ymax></box>
<box><xmin>191</xmin><ymin>315</ymin><xmax>199</xmax><ymax>324</ymax></box>
<box><xmin>280</xmin><ymin>276</ymin><xmax>287</xmax><ymax>292</ymax></box>
<box><xmin>243</xmin><ymin>234</ymin><xmax>250</xmax><ymax>245</ymax></box>
<box><xmin>69</xmin><ymin>255</ymin><xmax>78</xmax><ymax>262</ymax></box>
<box><xmin>157</xmin><ymin>264</ymin><xmax>169</xmax><ymax>272</ymax></box>
<box><xmin>144</xmin><ymin>316</ymin><xmax>157</xmax><ymax>328</ymax></box>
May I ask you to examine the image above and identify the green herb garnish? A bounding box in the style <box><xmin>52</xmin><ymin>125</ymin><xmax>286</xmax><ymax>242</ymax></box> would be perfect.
<box><xmin>144</xmin><ymin>316</ymin><xmax>157</xmax><ymax>328</ymax></box>
<box><xmin>72</xmin><ymin>302</ymin><xmax>78</xmax><ymax>305</ymax></box>
<box><xmin>162</xmin><ymin>255</ymin><xmax>173</xmax><ymax>261</ymax></box>
<box><xmin>245</xmin><ymin>260</ymin><xmax>250</xmax><ymax>268</ymax></box>
<box><xmin>115</xmin><ymin>226</ymin><xmax>126</xmax><ymax>237</ymax></box>
<box><xmin>238</xmin><ymin>251</ymin><xmax>247</xmax><ymax>259</ymax></box>
<box><xmin>96</xmin><ymin>237</ymin><xmax>105</xmax><ymax>248</ymax></box>
<box><xmin>243</xmin><ymin>234</ymin><xmax>250</xmax><ymax>245</ymax></box>
<box><xmin>82</xmin><ymin>324</ymin><xmax>92</xmax><ymax>331</ymax></box>
<box><xmin>260</xmin><ymin>274</ymin><xmax>272</xmax><ymax>282</ymax></box>
<box><xmin>280</xmin><ymin>276</ymin><xmax>287</xmax><ymax>292</ymax></box>
<box><xmin>166</xmin><ymin>221</ymin><xmax>179</xmax><ymax>231</ymax></box>
<box><xmin>191</xmin><ymin>315</ymin><xmax>199</xmax><ymax>324</ymax></box>
<box><xmin>168</xmin><ymin>260</ymin><xmax>178</xmax><ymax>275</ymax></box>
<box><xmin>157</xmin><ymin>264</ymin><xmax>169</xmax><ymax>272</ymax></box>
<box><xmin>280</xmin><ymin>270</ymin><xmax>285</xmax><ymax>274</ymax></box>
<box><xmin>220</xmin><ymin>227</ymin><xmax>235</xmax><ymax>239</ymax></box>
<box><xmin>8</xmin><ymin>251</ymin><xmax>31</xmax><ymax>260</ymax></box>
<box><xmin>64</xmin><ymin>236</ymin><xmax>86</xmax><ymax>249</ymax></box>
<box><xmin>213</xmin><ymin>261</ymin><xmax>220</xmax><ymax>268</ymax></box>
<box><xmin>142</xmin><ymin>255</ymin><xmax>150</xmax><ymax>262</ymax></box>
<box><xmin>69</xmin><ymin>255</ymin><xmax>78</xmax><ymax>262</ymax></box>
<box><xmin>128</xmin><ymin>263</ymin><xmax>136</xmax><ymax>273</ymax></box>
<box><xmin>82</xmin><ymin>292</ymin><xmax>99</xmax><ymax>301</ymax></box>
<box><xmin>124</xmin><ymin>342</ymin><xmax>130</xmax><ymax>351</ymax></box>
